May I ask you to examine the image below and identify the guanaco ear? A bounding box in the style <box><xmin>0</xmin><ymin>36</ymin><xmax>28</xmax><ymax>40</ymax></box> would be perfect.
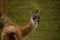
<box><xmin>36</xmin><ymin>10</ymin><xmax>40</xmax><ymax>15</ymax></box>
<box><xmin>29</xmin><ymin>11</ymin><xmax>33</xmax><ymax>17</ymax></box>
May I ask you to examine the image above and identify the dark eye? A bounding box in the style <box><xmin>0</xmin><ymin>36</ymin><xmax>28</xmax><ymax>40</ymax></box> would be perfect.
<box><xmin>33</xmin><ymin>18</ymin><xmax>36</xmax><ymax>20</ymax></box>
<box><xmin>38</xmin><ymin>17</ymin><xmax>40</xmax><ymax>18</ymax></box>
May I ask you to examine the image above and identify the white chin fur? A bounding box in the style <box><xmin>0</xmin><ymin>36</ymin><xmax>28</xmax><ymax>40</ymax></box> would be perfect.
<box><xmin>31</xmin><ymin>18</ymin><xmax>38</xmax><ymax>27</ymax></box>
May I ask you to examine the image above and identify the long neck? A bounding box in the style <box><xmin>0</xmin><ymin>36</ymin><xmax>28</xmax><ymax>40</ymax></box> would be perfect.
<box><xmin>1</xmin><ymin>0</ymin><xmax>7</xmax><ymax>17</ymax></box>
<box><xmin>21</xmin><ymin>18</ymin><xmax>38</xmax><ymax>38</ymax></box>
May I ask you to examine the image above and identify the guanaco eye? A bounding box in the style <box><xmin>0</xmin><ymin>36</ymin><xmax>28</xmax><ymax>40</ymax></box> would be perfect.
<box><xmin>38</xmin><ymin>17</ymin><xmax>40</xmax><ymax>18</ymax></box>
<box><xmin>33</xmin><ymin>18</ymin><xmax>36</xmax><ymax>20</ymax></box>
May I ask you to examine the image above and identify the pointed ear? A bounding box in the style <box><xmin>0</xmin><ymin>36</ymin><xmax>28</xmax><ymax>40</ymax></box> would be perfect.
<box><xmin>36</xmin><ymin>10</ymin><xmax>40</xmax><ymax>15</ymax></box>
<box><xmin>29</xmin><ymin>11</ymin><xmax>33</xmax><ymax>17</ymax></box>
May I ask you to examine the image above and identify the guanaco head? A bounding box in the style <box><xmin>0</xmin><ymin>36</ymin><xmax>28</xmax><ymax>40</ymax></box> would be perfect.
<box><xmin>29</xmin><ymin>10</ymin><xmax>40</xmax><ymax>24</ymax></box>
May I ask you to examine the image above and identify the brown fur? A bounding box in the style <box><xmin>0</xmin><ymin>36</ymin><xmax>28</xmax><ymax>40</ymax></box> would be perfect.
<box><xmin>1</xmin><ymin>0</ymin><xmax>7</xmax><ymax>17</ymax></box>
<box><xmin>1</xmin><ymin>19</ymin><xmax>35</xmax><ymax>40</ymax></box>
<box><xmin>1</xmin><ymin>0</ymin><xmax>40</xmax><ymax>40</ymax></box>
<box><xmin>0</xmin><ymin>0</ymin><xmax>7</xmax><ymax>29</ymax></box>
<box><xmin>1</xmin><ymin>21</ymin><xmax>23</xmax><ymax>40</ymax></box>
<box><xmin>1</xmin><ymin>10</ymin><xmax>40</xmax><ymax>40</ymax></box>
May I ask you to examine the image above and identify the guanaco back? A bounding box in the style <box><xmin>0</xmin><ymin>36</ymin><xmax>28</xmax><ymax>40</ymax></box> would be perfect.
<box><xmin>1</xmin><ymin>10</ymin><xmax>40</xmax><ymax>40</ymax></box>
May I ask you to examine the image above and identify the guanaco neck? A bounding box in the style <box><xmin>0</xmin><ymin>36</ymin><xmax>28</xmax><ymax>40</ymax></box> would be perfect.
<box><xmin>1</xmin><ymin>0</ymin><xmax>7</xmax><ymax>17</ymax></box>
<box><xmin>21</xmin><ymin>18</ymin><xmax>38</xmax><ymax>38</ymax></box>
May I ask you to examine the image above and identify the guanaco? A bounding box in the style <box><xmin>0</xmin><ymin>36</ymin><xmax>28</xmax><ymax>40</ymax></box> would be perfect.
<box><xmin>1</xmin><ymin>10</ymin><xmax>40</xmax><ymax>40</ymax></box>
<box><xmin>0</xmin><ymin>0</ymin><xmax>7</xmax><ymax>29</ymax></box>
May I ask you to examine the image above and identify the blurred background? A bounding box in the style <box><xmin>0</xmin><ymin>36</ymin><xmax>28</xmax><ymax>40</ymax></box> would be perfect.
<box><xmin>0</xmin><ymin>0</ymin><xmax>60</xmax><ymax>40</ymax></box>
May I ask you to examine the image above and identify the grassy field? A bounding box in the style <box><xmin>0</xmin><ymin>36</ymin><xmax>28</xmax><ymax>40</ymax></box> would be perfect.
<box><xmin>0</xmin><ymin>0</ymin><xmax>60</xmax><ymax>40</ymax></box>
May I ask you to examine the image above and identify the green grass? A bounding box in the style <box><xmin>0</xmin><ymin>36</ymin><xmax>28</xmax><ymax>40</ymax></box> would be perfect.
<box><xmin>0</xmin><ymin>0</ymin><xmax>60</xmax><ymax>40</ymax></box>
